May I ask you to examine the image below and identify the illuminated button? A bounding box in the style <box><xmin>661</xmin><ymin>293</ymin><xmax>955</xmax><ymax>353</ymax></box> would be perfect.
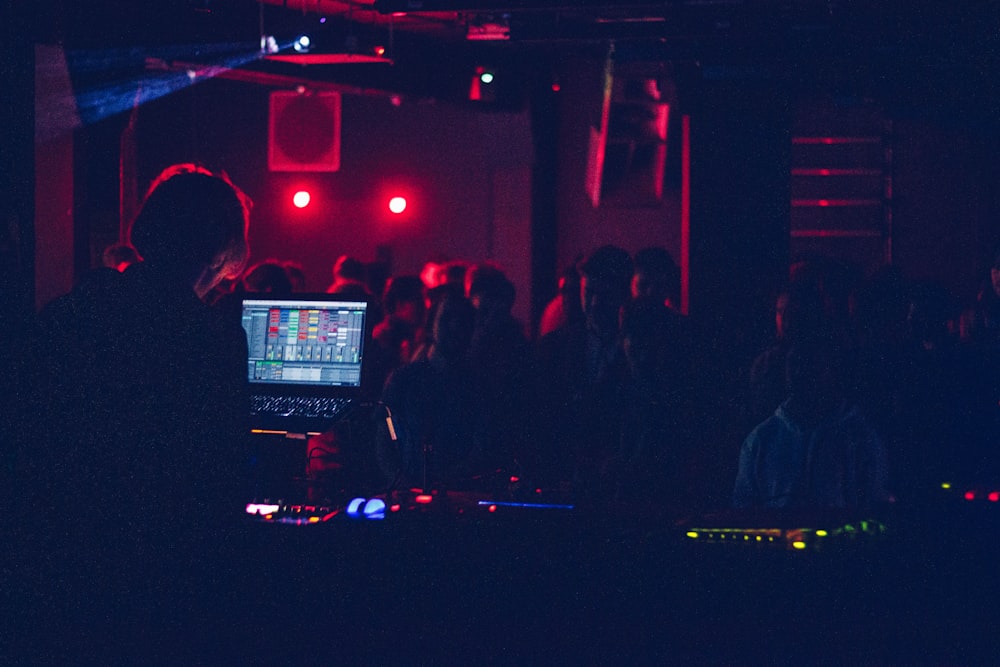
<box><xmin>363</xmin><ymin>498</ymin><xmax>386</xmax><ymax>519</ymax></box>
<box><xmin>246</xmin><ymin>503</ymin><xmax>280</xmax><ymax>515</ymax></box>
<box><xmin>347</xmin><ymin>497</ymin><xmax>366</xmax><ymax>515</ymax></box>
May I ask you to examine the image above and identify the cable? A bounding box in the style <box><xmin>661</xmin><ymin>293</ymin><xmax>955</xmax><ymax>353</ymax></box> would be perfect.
<box><xmin>359</xmin><ymin>400</ymin><xmax>406</xmax><ymax>493</ymax></box>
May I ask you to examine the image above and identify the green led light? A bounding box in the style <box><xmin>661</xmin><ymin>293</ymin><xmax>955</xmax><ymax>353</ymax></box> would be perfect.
<box><xmin>792</xmin><ymin>541</ymin><xmax>807</xmax><ymax>550</ymax></box>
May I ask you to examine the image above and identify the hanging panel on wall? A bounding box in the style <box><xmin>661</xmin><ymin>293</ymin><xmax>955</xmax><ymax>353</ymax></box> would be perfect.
<box><xmin>268</xmin><ymin>91</ymin><xmax>341</xmax><ymax>172</ymax></box>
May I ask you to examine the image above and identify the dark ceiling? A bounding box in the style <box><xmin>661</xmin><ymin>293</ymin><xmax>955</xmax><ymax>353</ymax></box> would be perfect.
<box><xmin>33</xmin><ymin>1</ymin><xmax>1000</xmax><ymax>124</ymax></box>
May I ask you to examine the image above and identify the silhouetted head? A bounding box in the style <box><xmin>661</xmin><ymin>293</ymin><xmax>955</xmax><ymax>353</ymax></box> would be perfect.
<box><xmin>242</xmin><ymin>259</ymin><xmax>294</xmax><ymax>295</ymax></box>
<box><xmin>631</xmin><ymin>246</ymin><xmax>680</xmax><ymax>308</ymax></box>
<box><xmin>129</xmin><ymin>163</ymin><xmax>251</xmax><ymax>297</ymax></box>
<box><xmin>382</xmin><ymin>274</ymin><xmax>426</xmax><ymax>328</ymax></box>
<box><xmin>466</xmin><ymin>262</ymin><xmax>515</xmax><ymax>313</ymax></box>
<box><xmin>429</xmin><ymin>294</ymin><xmax>475</xmax><ymax>363</ymax></box>
<box><xmin>332</xmin><ymin>255</ymin><xmax>366</xmax><ymax>285</ymax></box>
<box><xmin>282</xmin><ymin>261</ymin><xmax>307</xmax><ymax>291</ymax></box>
<box><xmin>579</xmin><ymin>245</ymin><xmax>633</xmax><ymax>338</ymax></box>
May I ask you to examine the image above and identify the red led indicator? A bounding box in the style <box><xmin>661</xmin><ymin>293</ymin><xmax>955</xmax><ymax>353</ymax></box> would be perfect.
<box><xmin>390</xmin><ymin>504</ymin><xmax>401</xmax><ymax>512</ymax></box>
<box><xmin>488</xmin><ymin>505</ymin><xmax>497</xmax><ymax>513</ymax></box>
<box><xmin>965</xmin><ymin>491</ymin><xmax>976</xmax><ymax>501</ymax></box>
<box><xmin>415</xmin><ymin>494</ymin><xmax>433</xmax><ymax>504</ymax></box>
<box><xmin>509</xmin><ymin>476</ymin><xmax>520</xmax><ymax>483</ymax></box>
<box><xmin>989</xmin><ymin>492</ymin><xmax>1000</xmax><ymax>503</ymax></box>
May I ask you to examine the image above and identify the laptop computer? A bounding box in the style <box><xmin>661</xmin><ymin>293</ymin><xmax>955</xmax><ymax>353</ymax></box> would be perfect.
<box><xmin>241</xmin><ymin>294</ymin><xmax>372</xmax><ymax>435</ymax></box>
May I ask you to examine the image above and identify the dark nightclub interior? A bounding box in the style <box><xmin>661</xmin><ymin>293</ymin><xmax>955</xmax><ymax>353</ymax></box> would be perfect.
<box><xmin>4</xmin><ymin>1</ymin><xmax>1000</xmax><ymax>663</ymax></box>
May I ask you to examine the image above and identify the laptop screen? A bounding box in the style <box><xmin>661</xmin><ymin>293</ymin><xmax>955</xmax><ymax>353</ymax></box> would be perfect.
<box><xmin>241</xmin><ymin>295</ymin><xmax>370</xmax><ymax>394</ymax></box>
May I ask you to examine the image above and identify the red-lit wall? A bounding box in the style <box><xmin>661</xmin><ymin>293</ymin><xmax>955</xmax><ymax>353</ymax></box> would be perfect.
<box><xmin>35</xmin><ymin>52</ymin><xmax>1000</xmax><ymax>333</ymax></box>
<box><xmin>555</xmin><ymin>57</ymin><xmax>684</xmax><ymax>279</ymax></box>
<box><xmin>129</xmin><ymin>79</ymin><xmax>535</xmax><ymax>323</ymax></box>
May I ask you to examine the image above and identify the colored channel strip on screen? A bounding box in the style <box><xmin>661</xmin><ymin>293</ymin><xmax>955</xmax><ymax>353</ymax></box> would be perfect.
<box><xmin>682</xmin><ymin>519</ymin><xmax>888</xmax><ymax>552</ymax></box>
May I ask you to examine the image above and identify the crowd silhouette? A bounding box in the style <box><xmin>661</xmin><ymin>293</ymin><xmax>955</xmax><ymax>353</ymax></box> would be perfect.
<box><xmin>179</xmin><ymin>238</ymin><xmax>1000</xmax><ymax>514</ymax></box>
<box><xmin>162</xmin><ymin>236</ymin><xmax>1000</xmax><ymax>512</ymax></box>
<box><xmin>8</xmin><ymin>164</ymin><xmax>1000</xmax><ymax>661</ymax></box>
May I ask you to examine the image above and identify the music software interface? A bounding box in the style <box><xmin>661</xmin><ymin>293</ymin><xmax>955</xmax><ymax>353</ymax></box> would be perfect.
<box><xmin>242</xmin><ymin>300</ymin><xmax>367</xmax><ymax>387</ymax></box>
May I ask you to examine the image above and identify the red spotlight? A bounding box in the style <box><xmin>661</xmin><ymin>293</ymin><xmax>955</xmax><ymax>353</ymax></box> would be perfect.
<box><xmin>388</xmin><ymin>196</ymin><xmax>407</xmax><ymax>214</ymax></box>
<box><xmin>293</xmin><ymin>190</ymin><xmax>311</xmax><ymax>208</ymax></box>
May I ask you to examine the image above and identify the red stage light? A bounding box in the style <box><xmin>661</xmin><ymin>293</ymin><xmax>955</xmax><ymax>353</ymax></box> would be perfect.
<box><xmin>293</xmin><ymin>190</ymin><xmax>311</xmax><ymax>208</ymax></box>
<box><xmin>388</xmin><ymin>196</ymin><xmax>407</xmax><ymax>214</ymax></box>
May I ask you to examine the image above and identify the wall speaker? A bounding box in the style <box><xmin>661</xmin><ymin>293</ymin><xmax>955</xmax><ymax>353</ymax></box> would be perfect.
<box><xmin>268</xmin><ymin>91</ymin><xmax>341</xmax><ymax>172</ymax></box>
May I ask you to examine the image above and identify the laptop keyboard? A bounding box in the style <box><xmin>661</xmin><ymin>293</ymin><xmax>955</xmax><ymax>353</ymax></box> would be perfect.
<box><xmin>251</xmin><ymin>395</ymin><xmax>352</xmax><ymax>418</ymax></box>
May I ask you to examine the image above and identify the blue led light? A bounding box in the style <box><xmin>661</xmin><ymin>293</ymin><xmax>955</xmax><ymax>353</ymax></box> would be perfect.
<box><xmin>363</xmin><ymin>498</ymin><xmax>386</xmax><ymax>520</ymax></box>
<box><xmin>346</xmin><ymin>497</ymin><xmax>366</xmax><ymax>516</ymax></box>
<box><xmin>476</xmin><ymin>501</ymin><xmax>575</xmax><ymax>510</ymax></box>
